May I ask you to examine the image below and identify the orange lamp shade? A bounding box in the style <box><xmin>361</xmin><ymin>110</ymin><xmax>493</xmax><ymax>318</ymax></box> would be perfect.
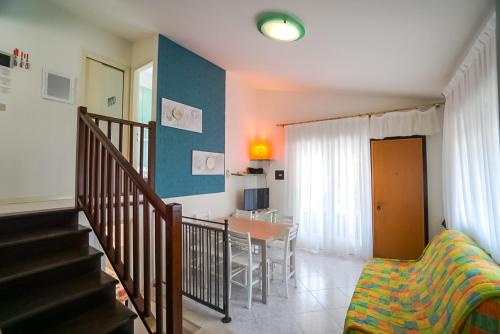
<box><xmin>249</xmin><ymin>140</ymin><xmax>272</xmax><ymax>160</ymax></box>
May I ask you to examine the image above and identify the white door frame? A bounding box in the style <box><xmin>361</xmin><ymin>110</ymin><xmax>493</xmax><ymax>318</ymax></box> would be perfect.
<box><xmin>131</xmin><ymin>60</ymin><xmax>154</xmax><ymax>123</ymax></box>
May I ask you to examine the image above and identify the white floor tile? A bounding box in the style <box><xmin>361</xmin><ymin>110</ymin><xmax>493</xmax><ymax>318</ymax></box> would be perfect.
<box><xmin>296</xmin><ymin>311</ymin><xmax>343</xmax><ymax>334</ymax></box>
<box><xmin>311</xmin><ymin>288</ymin><xmax>350</xmax><ymax>309</ymax></box>
<box><xmin>184</xmin><ymin>250</ymin><xmax>365</xmax><ymax>333</ymax></box>
<box><xmin>256</xmin><ymin>315</ymin><xmax>303</xmax><ymax>334</ymax></box>
<box><xmin>328</xmin><ymin>307</ymin><xmax>349</xmax><ymax>329</ymax></box>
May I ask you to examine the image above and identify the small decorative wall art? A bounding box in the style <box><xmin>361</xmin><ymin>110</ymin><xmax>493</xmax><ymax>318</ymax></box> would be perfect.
<box><xmin>12</xmin><ymin>48</ymin><xmax>30</xmax><ymax>70</ymax></box>
<box><xmin>161</xmin><ymin>98</ymin><xmax>202</xmax><ymax>133</ymax></box>
<box><xmin>192</xmin><ymin>150</ymin><xmax>225</xmax><ymax>175</ymax></box>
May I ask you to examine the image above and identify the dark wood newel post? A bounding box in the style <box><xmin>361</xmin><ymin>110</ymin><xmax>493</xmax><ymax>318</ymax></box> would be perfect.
<box><xmin>75</xmin><ymin>106</ymin><xmax>88</xmax><ymax>209</ymax></box>
<box><xmin>165</xmin><ymin>203</ymin><xmax>182</xmax><ymax>334</ymax></box>
<box><xmin>147</xmin><ymin>121</ymin><xmax>156</xmax><ymax>190</ymax></box>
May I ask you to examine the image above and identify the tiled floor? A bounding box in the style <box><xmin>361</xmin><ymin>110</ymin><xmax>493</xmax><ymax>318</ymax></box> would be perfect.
<box><xmin>184</xmin><ymin>250</ymin><xmax>366</xmax><ymax>334</ymax></box>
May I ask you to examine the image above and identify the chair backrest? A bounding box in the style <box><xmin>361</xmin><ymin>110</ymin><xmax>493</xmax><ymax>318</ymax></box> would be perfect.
<box><xmin>232</xmin><ymin>209</ymin><xmax>254</xmax><ymax>220</ymax></box>
<box><xmin>228</xmin><ymin>230</ymin><xmax>252</xmax><ymax>268</ymax></box>
<box><xmin>277</xmin><ymin>215</ymin><xmax>294</xmax><ymax>225</ymax></box>
<box><xmin>253</xmin><ymin>212</ymin><xmax>273</xmax><ymax>222</ymax></box>
<box><xmin>284</xmin><ymin>224</ymin><xmax>299</xmax><ymax>257</ymax></box>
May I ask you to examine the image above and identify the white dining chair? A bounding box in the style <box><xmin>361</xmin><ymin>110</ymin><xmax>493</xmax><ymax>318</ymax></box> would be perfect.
<box><xmin>232</xmin><ymin>209</ymin><xmax>254</xmax><ymax>220</ymax></box>
<box><xmin>276</xmin><ymin>215</ymin><xmax>293</xmax><ymax>225</ymax></box>
<box><xmin>268</xmin><ymin>224</ymin><xmax>299</xmax><ymax>298</ymax></box>
<box><xmin>228</xmin><ymin>230</ymin><xmax>268</xmax><ymax>309</ymax></box>
<box><xmin>253</xmin><ymin>211</ymin><xmax>273</xmax><ymax>222</ymax></box>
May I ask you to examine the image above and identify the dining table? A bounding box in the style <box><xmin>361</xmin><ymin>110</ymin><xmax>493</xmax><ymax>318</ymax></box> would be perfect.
<box><xmin>217</xmin><ymin>216</ymin><xmax>290</xmax><ymax>304</ymax></box>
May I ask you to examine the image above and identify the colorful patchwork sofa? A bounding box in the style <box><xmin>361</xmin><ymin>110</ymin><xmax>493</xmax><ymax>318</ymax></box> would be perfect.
<box><xmin>344</xmin><ymin>230</ymin><xmax>500</xmax><ymax>333</ymax></box>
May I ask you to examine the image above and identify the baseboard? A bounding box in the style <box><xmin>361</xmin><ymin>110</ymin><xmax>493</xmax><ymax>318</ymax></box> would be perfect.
<box><xmin>0</xmin><ymin>196</ymin><xmax>74</xmax><ymax>205</ymax></box>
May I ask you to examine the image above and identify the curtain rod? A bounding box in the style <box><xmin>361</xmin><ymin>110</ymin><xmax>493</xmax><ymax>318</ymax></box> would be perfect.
<box><xmin>276</xmin><ymin>101</ymin><xmax>445</xmax><ymax>127</ymax></box>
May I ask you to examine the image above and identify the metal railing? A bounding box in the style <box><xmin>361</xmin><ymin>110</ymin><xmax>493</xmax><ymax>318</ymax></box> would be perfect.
<box><xmin>181</xmin><ymin>217</ymin><xmax>231</xmax><ymax>323</ymax></box>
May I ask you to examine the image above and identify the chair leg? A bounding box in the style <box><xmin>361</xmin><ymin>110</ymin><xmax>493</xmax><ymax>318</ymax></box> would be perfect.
<box><xmin>247</xmin><ymin>268</ymin><xmax>253</xmax><ymax>309</ymax></box>
<box><xmin>267</xmin><ymin>261</ymin><xmax>271</xmax><ymax>296</ymax></box>
<box><xmin>291</xmin><ymin>252</ymin><xmax>297</xmax><ymax>288</ymax></box>
<box><xmin>282</xmin><ymin>262</ymin><xmax>286</xmax><ymax>283</ymax></box>
<box><xmin>285</xmin><ymin>265</ymin><xmax>289</xmax><ymax>299</ymax></box>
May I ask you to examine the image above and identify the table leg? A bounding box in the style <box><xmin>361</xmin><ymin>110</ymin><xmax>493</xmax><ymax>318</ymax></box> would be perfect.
<box><xmin>261</xmin><ymin>240</ymin><xmax>267</xmax><ymax>304</ymax></box>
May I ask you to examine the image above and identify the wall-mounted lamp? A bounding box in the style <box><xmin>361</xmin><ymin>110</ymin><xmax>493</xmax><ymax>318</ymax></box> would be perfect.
<box><xmin>249</xmin><ymin>140</ymin><xmax>272</xmax><ymax>160</ymax></box>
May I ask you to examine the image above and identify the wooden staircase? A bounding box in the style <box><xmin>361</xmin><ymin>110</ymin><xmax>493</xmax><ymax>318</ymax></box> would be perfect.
<box><xmin>0</xmin><ymin>209</ymin><xmax>137</xmax><ymax>334</ymax></box>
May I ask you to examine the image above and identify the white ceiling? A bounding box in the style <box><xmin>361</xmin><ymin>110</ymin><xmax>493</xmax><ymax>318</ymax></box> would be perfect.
<box><xmin>49</xmin><ymin>0</ymin><xmax>494</xmax><ymax>98</ymax></box>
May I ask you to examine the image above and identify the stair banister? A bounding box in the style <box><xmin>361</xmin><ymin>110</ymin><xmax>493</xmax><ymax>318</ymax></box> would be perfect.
<box><xmin>75</xmin><ymin>106</ymin><xmax>182</xmax><ymax>334</ymax></box>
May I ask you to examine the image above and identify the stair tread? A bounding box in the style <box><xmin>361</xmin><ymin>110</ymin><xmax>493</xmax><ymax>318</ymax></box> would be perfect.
<box><xmin>0</xmin><ymin>246</ymin><xmax>102</xmax><ymax>283</ymax></box>
<box><xmin>0</xmin><ymin>224</ymin><xmax>90</xmax><ymax>248</ymax></box>
<box><xmin>0</xmin><ymin>271</ymin><xmax>117</xmax><ymax>325</ymax></box>
<box><xmin>37</xmin><ymin>300</ymin><xmax>137</xmax><ymax>334</ymax></box>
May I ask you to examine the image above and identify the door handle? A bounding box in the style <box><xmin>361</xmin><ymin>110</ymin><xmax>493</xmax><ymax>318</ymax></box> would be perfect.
<box><xmin>376</xmin><ymin>203</ymin><xmax>382</xmax><ymax>211</ymax></box>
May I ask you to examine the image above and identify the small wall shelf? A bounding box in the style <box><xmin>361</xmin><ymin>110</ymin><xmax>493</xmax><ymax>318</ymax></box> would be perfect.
<box><xmin>231</xmin><ymin>172</ymin><xmax>266</xmax><ymax>177</ymax></box>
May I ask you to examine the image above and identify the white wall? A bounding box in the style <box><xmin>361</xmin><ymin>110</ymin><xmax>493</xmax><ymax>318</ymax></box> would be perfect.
<box><xmin>255</xmin><ymin>90</ymin><xmax>444</xmax><ymax>238</ymax></box>
<box><xmin>0</xmin><ymin>0</ymin><xmax>132</xmax><ymax>202</ymax></box>
<box><xmin>161</xmin><ymin>72</ymin><xmax>259</xmax><ymax>219</ymax></box>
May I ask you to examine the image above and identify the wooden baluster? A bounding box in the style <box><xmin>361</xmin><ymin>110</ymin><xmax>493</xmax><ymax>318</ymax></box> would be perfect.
<box><xmin>139</xmin><ymin>126</ymin><xmax>144</xmax><ymax>178</ymax></box>
<box><xmin>83</xmin><ymin>124</ymin><xmax>89</xmax><ymax>208</ymax></box>
<box><xmin>100</xmin><ymin>143</ymin><xmax>106</xmax><ymax>243</ymax></box>
<box><xmin>147</xmin><ymin>121</ymin><xmax>156</xmax><ymax>189</ymax></box>
<box><xmin>116</xmin><ymin>123</ymin><xmax>123</xmax><ymax>264</ymax></box>
<box><xmin>119</xmin><ymin>123</ymin><xmax>123</xmax><ymax>153</ymax></box>
<box><xmin>107</xmin><ymin>121</ymin><xmax>112</xmax><ymax>139</ymax></box>
<box><xmin>155</xmin><ymin>211</ymin><xmax>163</xmax><ymax>332</ymax></box>
<box><xmin>88</xmin><ymin>131</ymin><xmax>94</xmax><ymax>215</ymax></box>
<box><xmin>123</xmin><ymin>173</ymin><xmax>130</xmax><ymax>278</ymax></box>
<box><xmin>129</xmin><ymin>125</ymin><xmax>134</xmax><ymax>170</ymax></box>
<box><xmin>115</xmin><ymin>164</ymin><xmax>122</xmax><ymax>264</ymax></box>
<box><xmin>94</xmin><ymin>136</ymin><xmax>100</xmax><ymax>228</ymax></box>
<box><xmin>132</xmin><ymin>184</ymin><xmax>140</xmax><ymax>300</ymax></box>
<box><xmin>165</xmin><ymin>203</ymin><xmax>183</xmax><ymax>334</ymax></box>
<box><xmin>107</xmin><ymin>154</ymin><xmax>113</xmax><ymax>249</ymax></box>
<box><xmin>143</xmin><ymin>199</ymin><xmax>151</xmax><ymax>315</ymax></box>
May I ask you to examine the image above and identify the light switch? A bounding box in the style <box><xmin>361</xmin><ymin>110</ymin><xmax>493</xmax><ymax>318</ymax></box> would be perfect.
<box><xmin>0</xmin><ymin>103</ymin><xmax>6</xmax><ymax>112</ymax></box>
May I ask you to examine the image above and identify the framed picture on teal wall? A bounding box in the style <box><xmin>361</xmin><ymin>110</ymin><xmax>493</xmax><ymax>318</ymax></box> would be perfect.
<box><xmin>161</xmin><ymin>98</ymin><xmax>203</xmax><ymax>133</ymax></box>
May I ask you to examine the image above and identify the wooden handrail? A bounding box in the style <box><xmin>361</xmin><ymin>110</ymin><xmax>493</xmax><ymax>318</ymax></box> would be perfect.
<box><xmin>75</xmin><ymin>106</ymin><xmax>182</xmax><ymax>334</ymax></box>
<box><xmin>87</xmin><ymin>112</ymin><xmax>150</xmax><ymax>128</ymax></box>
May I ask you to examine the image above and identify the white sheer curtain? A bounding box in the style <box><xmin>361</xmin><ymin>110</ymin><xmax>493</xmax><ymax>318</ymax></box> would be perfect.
<box><xmin>285</xmin><ymin>116</ymin><xmax>372</xmax><ymax>259</ymax></box>
<box><xmin>442</xmin><ymin>13</ymin><xmax>500</xmax><ymax>262</ymax></box>
<box><xmin>370</xmin><ymin>106</ymin><xmax>443</xmax><ymax>139</ymax></box>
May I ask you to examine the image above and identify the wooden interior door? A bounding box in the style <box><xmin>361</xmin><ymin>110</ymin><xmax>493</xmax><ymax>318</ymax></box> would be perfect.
<box><xmin>371</xmin><ymin>137</ymin><xmax>427</xmax><ymax>260</ymax></box>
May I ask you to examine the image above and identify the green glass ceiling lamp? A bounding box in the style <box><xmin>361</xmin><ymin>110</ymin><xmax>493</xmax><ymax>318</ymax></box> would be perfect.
<box><xmin>257</xmin><ymin>13</ymin><xmax>305</xmax><ymax>42</ymax></box>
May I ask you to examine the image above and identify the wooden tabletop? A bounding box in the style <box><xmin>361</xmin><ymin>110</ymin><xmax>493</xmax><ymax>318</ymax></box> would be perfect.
<box><xmin>219</xmin><ymin>217</ymin><xmax>289</xmax><ymax>242</ymax></box>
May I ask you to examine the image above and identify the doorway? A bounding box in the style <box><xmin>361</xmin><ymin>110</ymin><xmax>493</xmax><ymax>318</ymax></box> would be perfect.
<box><xmin>133</xmin><ymin>62</ymin><xmax>153</xmax><ymax>123</ymax></box>
<box><xmin>132</xmin><ymin>62</ymin><xmax>154</xmax><ymax>173</ymax></box>
<box><xmin>371</xmin><ymin>137</ymin><xmax>428</xmax><ymax>260</ymax></box>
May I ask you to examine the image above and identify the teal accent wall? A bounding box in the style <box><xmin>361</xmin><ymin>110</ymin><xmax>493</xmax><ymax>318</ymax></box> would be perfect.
<box><xmin>155</xmin><ymin>35</ymin><xmax>226</xmax><ymax>198</ymax></box>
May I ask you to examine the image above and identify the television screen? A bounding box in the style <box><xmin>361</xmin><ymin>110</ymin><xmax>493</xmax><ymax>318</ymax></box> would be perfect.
<box><xmin>244</xmin><ymin>188</ymin><xmax>269</xmax><ymax>211</ymax></box>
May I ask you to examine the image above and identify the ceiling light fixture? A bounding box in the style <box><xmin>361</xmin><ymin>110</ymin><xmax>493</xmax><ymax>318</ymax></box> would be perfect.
<box><xmin>257</xmin><ymin>13</ymin><xmax>305</xmax><ymax>42</ymax></box>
